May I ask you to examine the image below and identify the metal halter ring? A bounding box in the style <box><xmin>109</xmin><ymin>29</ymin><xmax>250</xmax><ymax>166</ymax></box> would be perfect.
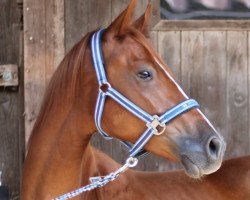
<box><xmin>146</xmin><ymin>115</ymin><xmax>166</xmax><ymax>136</ymax></box>
<box><xmin>125</xmin><ymin>157</ymin><xmax>138</xmax><ymax>168</ymax></box>
<box><xmin>99</xmin><ymin>83</ymin><xmax>111</xmax><ymax>93</ymax></box>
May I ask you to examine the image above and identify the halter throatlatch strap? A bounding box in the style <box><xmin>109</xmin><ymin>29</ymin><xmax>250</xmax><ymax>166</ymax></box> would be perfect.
<box><xmin>91</xmin><ymin>29</ymin><xmax>200</xmax><ymax>158</ymax></box>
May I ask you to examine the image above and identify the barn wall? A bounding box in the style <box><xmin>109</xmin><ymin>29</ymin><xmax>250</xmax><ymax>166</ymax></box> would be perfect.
<box><xmin>24</xmin><ymin>0</ymin><xmax>250</xmax><ymax>173</ymax></box>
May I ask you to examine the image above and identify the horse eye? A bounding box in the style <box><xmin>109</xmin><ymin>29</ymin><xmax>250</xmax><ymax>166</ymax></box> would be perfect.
<box><xmin>137</xmin><ymin>71</ymin><xmax>152</xmax><ymax>81</ymax></box>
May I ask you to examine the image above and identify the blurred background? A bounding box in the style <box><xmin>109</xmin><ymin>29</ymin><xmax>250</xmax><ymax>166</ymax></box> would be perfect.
<box><xmin>161</xmin><ymin>0</ymin><xmax>250</xmax><ymax>19</ymax></box>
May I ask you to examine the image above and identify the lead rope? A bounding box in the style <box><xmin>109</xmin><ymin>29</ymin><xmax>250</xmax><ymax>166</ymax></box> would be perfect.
<box><xmin>52</xmin><ymin>157</ymin><xmax>138</xmax><ymax>200</ymax></box>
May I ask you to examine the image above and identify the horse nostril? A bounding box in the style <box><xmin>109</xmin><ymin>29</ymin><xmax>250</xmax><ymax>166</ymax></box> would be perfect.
<box><xmin>209</xmin><ymin>140</ymin><xmax>217</xmax><ymax>153</ymax></box>
<box><xmin>207</xmin><ymin>137</ymin><xmax>222</xmax><ymax>160</ymax></box>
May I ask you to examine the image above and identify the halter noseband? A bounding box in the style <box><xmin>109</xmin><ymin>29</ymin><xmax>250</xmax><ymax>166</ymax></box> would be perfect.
<box><xmin>91</xmin><ymin>29</ymin><xmax>199</xmax><ymax>158</ymax></box>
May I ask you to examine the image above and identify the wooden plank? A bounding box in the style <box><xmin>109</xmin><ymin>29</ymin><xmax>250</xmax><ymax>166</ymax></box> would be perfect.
<box><xmin>24</xmin><ymin>0</ymin><xmax>64</xmax><ymax>144</ymax></box>
<box><xmin>203</xmin><ymin>31</ymin><xmax>227</xmax><ymax>150</ymax></box>
<box><xmin>150</xmin><ymin>0</ymin><xmax>160</xmax><ymax>28</ymax></box>
<box><xmin>150</xmin><ymin>30</ymin><xmax>158</xmax><ymax>50</ymax></box>
<box><xmin>88</xmin><ymin>0</ymin><xmax>112</xmax><ymax>31</ymax></box>
<box><xmin>45</xmin><ymin>0</ymin><xmax>65</xmax><ymax>85</ymax></box>
<box><xmin>158</xmin><ymin>31</ymin><xmax>181</xmax><ymax>82</ymax></box>
<box><xmin>181</xmin><ymin>31</ymin><xmax>204</xmax><ymax>98</ymax></box>
<box><xmin>249</xmin><ymin>31</ymin><xmax>250</xmax><ymax>154</ymax></box>
<box><xmin>0</xmin><ymin>0</ymin><xmax>23</xmax><ymax>199</ymax></box>
<box><xmin>226</xmin><ymin>31</ymin><xmax>249</xmax><ymax>157</ymax></box>
<box><xmin>24</xmin><ymin>0</ymin><xmax>46</xmax><ymax>145</ymax></box>
<box><xmin>154</xmin><ymin>20</ymin><xmax>250</xmax><ymax>31</ymax></box>
<box><xmin>65</xmin><ymin>0</ymin><xmax>88</xmax><ymax>52</ymax></box>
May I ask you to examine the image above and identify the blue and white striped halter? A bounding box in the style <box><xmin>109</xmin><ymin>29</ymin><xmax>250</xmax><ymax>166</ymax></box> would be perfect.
<box><xmin>91</xmin><ymin>29</ymin><xmax>199</xmax><ymax>158</ymax></box>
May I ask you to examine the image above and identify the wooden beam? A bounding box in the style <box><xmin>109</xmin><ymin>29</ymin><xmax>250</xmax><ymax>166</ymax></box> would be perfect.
<box><xmin>249</xmin><ymin>31</ymin><xmax>250</xmax><ymax>153</ymax></box>
<box><xmin>65</xmin><ymin>0</ymin><xmax>89</xmax><ymax>53</ymax></box>
<box><xmin>158</xmin><ymin>31</ymin><xmax>181</xmax><ymax>82</ymax></box>
<box><xmin>226</xmin><ymin>31</ymin><xmax>249</xmax><ymax>156</ymax></box>
<box><xmin>154</xmin><ymin>20</ymin><xmax>250</xmax><ymax>31</ymax></box>
<box><xmin>181</xmin><ymin>31</ymin><xmax>204</xmax><ymax>97</ymax></box>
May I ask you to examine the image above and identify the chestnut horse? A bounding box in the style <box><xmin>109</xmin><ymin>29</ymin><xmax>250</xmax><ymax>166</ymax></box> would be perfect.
<box><xmin>88</xmin><ymin>149</ymin><xmax>250</xmax><ymax>200</ymax></box>
<box><xmin>21</xmin><ymin>0</ymin><xmax>226</xmax><ymax>199</ymax></box>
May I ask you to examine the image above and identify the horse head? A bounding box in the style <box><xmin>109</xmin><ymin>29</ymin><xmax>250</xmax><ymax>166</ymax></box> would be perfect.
<box><xmin>93</xmin><ymin>0</ymin><xmax>226</xmax><ymax>178</ymax></box>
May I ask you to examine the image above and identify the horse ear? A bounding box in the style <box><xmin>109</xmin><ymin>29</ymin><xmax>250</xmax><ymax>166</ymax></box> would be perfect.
<box><xmin>132</xmin><ymin>3</ymin><xmax>152</xmax><ymax>36</ymax></box>
<box><xmin>105</xmin><ymin>0</ymin><xmax>137</xmax><ymax>38</ymax></box>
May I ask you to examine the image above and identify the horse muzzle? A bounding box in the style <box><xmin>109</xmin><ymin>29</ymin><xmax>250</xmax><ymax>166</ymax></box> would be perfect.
<box><xmin>179</xmin><ymin>135</ymin><xmax>226</xmax><ymax>178</ymax></box>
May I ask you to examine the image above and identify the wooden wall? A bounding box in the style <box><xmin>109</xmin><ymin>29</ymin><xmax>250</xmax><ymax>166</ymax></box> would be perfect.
<box><xmin>0</xmin><ymin>0</ymin><xmax>24</xmax><ymax>199</ymax></box>
<box><xmin>24</xmin><ymin>0</ymin><xmax>250</xmax><ymax>174</ymax></box>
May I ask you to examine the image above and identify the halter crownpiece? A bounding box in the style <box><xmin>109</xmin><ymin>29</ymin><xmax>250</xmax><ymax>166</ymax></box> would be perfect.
<box><xmin>91</xmin><ymin>29</ymin><xmax>200</xmax><ymax>157</ymax></box>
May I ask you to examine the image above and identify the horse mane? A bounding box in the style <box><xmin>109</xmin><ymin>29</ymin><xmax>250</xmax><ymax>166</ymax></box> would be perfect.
<box><xmin>28</xmin><ymin>31</ymin><xmax>94</xmax><ymax>146</ymax></box>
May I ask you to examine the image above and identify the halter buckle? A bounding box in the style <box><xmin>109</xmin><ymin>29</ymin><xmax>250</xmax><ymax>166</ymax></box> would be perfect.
<box><xmin>147</xmin><ymin>115</ymin><xmax>166</xmax><ymax>136</ymax></box>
